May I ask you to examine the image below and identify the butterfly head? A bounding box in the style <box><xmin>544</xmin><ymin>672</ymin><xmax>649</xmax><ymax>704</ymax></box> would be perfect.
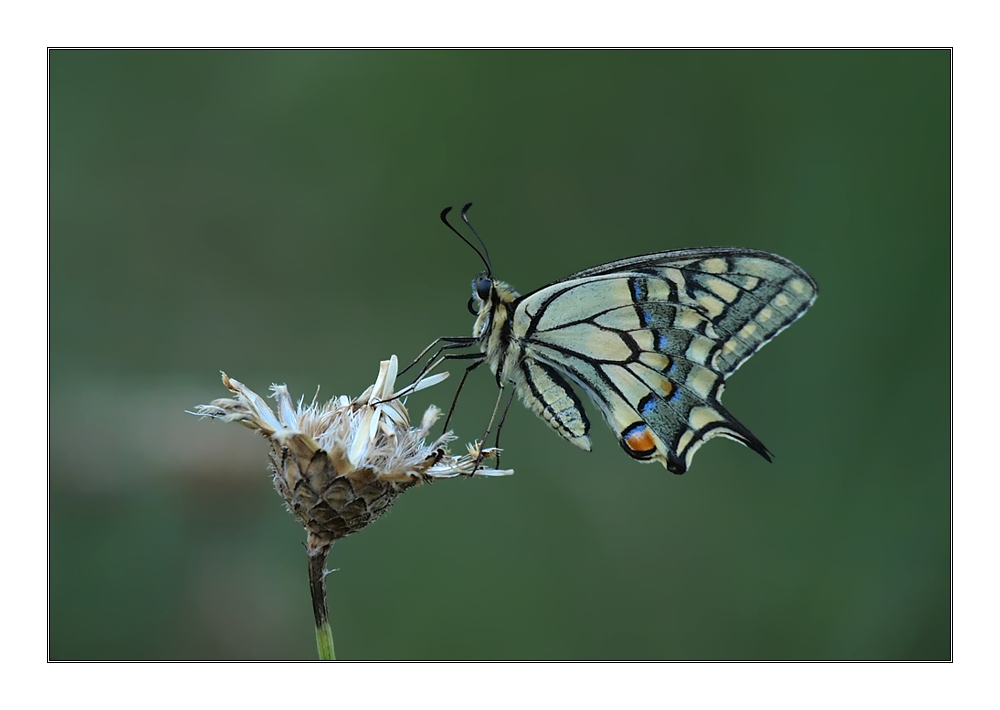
<box><xmin>467</xmin><ymin>271</ymin><xmax>493</xmax><ymax>315</ymax></box>
<box><xmin>467</xmin><ymin>272</ymin><xmax>520</xmax><ymax>342</ymax></box>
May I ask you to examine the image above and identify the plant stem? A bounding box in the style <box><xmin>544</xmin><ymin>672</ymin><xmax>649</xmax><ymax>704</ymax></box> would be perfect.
<box><xmin>307</xmin><ymin>535</ymin><xmax>336</xmax><ymax>660</ymax></box>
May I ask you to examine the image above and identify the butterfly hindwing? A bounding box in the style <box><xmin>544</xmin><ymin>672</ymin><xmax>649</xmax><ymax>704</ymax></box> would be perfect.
<box><xmin>508</xmin><ymin>248</ymin><xmax>816</xmax><ymax>472</ymax></box>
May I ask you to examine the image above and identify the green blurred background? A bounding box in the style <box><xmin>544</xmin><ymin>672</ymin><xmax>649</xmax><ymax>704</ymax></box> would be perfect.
<box><xmin>49</xmin><ymin>50</ymin><xmax>950</xmax><ymax>660</ymax></box>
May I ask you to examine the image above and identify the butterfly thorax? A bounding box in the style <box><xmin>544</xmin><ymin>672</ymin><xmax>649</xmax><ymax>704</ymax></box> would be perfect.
<box><xmin>472</xmin><ymin>279</ymin><xmax>522</xmax><ymax>383</ymax></box>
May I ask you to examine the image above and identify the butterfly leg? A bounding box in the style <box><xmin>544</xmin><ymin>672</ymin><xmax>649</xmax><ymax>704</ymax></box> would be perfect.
<box><xmin>399</xmin><ymin>341</ymin><xmax>480</xmax><ymax>394</ymax></box>
<box><xmin>491</xmin><ymin>387</ymin><xmax>518</xmax><ymax>469</ymax></box>
<box><xmin>398</xmin><ymin>336</ymin><xmax>478</xmax><ymax>379</ymax></box>
<box><xmin>441</xmin><ymin>355</ymin><xmax>487</xmax><ymax>432</ymax></box>
<box><xmin>470</xmin><ymin>383</ymin><xmax>508</xmax><ymax>475</ymax></box>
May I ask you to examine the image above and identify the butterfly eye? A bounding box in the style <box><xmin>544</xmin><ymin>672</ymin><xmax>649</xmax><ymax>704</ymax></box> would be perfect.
<box><xmin>475</xmin><ymin>277</ymin><xmax>492</xmax><ymax>302</ymax></box>
<box><xmin>467</xmin><ymin>297</ymin><xmax>479</xmax><ymax>316</ymax></box>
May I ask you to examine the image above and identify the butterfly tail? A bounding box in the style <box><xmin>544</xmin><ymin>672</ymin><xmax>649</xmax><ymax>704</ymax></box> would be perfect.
<box><xmin>712</xmin><ymin>402</ymin><xmax>773</xmax><ymax>464</ymax></box>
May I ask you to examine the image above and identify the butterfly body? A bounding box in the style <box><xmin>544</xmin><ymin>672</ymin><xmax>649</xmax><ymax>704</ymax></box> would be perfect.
<box><xmin>466</xmin><ymin>247</ymin><xmax>817</xmax><ymax>474</ymax></box>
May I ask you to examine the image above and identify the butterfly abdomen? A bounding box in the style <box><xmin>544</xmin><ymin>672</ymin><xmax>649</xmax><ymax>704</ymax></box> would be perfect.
<box><xmin>515</xmin><ymin>358</ymin><xmax>592</xmax><ymax>450</ymax></box>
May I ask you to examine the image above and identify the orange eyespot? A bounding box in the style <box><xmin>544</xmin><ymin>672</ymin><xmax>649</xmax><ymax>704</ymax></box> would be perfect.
<box><xmin>620</xmin><ymin>423</ymin><xmax>656</xmax><ymax>459</ymax></box>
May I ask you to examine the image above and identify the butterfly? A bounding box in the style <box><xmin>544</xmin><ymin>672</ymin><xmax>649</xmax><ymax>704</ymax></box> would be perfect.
<box><xmin>406</xmin><ymin>204</ymin><xmax>818</xmax><ymax>474</ymax></box>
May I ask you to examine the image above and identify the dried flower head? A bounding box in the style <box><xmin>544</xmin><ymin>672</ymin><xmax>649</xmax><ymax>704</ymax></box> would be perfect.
<box><xmin>191</xmin><ymin>355</ymin><xmax>511</xmax><ymax>549</ymax></box>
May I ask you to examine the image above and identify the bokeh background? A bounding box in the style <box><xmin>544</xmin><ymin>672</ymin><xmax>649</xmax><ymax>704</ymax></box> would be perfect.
<box><xmin>49</xmin><ymin>50</ymin><xmax>950</xmax><ymax>660</ymax></box>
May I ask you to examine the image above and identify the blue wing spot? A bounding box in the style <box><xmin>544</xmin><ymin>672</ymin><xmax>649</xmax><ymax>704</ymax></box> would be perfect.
<box><xmin>655</xmin><ymin>332</ymin><xmax>669</xmax><ymax>350</ymax></box>
<box><xmin>638</xmin><ymin>393</ymin><xmax>657</xmax><ymax>415</ymax></box>
<box><xmin>629</xmin><ymin>278</ymin><xmax>651</xmax><ymax>326</ymax></box>
<box><xmin>629</xmin><ymin>277</ymin><xmax>647</xmax><ymax>302</ymax></box>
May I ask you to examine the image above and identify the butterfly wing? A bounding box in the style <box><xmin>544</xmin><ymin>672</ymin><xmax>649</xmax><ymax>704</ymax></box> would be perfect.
<box><xmin>509</xmin><ymin>248</ymin><xmax>818</xmax><ymax>473</ymax></box>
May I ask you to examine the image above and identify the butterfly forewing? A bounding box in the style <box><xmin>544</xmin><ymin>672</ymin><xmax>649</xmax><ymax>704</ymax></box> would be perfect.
<box><xmin>508</xmin><ymin>248</ymin><xmax>817</xmax><ymax>473</ymax></box>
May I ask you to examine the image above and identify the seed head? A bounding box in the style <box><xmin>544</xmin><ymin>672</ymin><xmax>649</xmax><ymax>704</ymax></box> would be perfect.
<box><xmin>191</xmin><ymin>356</ymin><xmax>511</xmax><ymax>547</ymax></box>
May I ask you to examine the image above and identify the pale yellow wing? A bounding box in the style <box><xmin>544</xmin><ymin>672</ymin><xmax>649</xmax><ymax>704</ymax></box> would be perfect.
<box><xmin>510</xmin><ymin>248</ymin><xmax>817</xmax><ymax>473</ymax></box>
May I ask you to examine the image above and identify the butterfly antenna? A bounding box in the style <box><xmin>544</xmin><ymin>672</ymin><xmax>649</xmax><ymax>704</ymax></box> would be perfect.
<box><xmin>441</xmin><ymin>206</ymin><xmax>491</xmax><ymax>276</ymax></box>
<box><xmin>460</xmin><ymin>202</ymin><xmax>492</xmax><ymax>278</ymax></box>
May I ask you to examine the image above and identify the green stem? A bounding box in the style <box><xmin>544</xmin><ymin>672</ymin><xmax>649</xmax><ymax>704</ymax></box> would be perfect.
<box><xmin>314</xmin><ymin>618</ymin><xmax>335</xmax><ymax>661</ymax></box>
<box><xmin>307</xmin><ymin>536</ymin><xmax>336</xmax><ymax>660</ymax></box>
